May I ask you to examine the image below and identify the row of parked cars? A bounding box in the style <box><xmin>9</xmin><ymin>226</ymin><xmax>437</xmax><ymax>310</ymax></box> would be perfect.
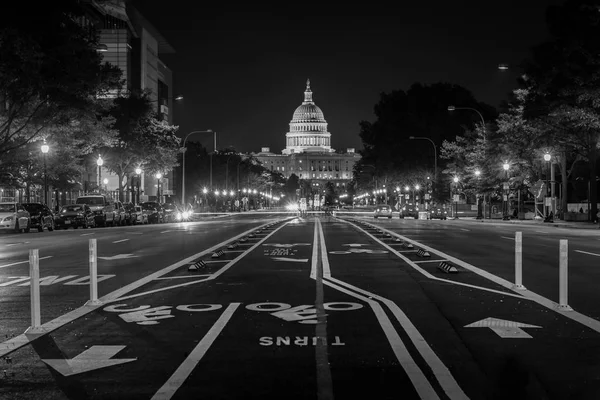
<box><xmin>0</xmin><ymin>194</ymin><xmax>193</xmax><ymax>233</ymax></box>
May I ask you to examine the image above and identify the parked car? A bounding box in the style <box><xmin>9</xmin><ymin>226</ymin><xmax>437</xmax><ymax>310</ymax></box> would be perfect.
<box><xmin>373</xmin><ymin>204</ymin><xmax>392</xmax><ymax>219</ymax></box>
<box><xmin>162</xmin><ymin>202</ymin><xmax>178</xmax><ymax>223</ymax></box>
<box><xmin>0</xmin><ymin>202</ymin><xmax>31</xmax><ymax>233</ymax></box>
<box><xmin>174</xmin><ymin>204</ymin><xmax>193</xmax><ymax>222</ymax></box>
<box><xmin>22</xmin><ymin>202</ymin><xmax>54</xmax><ymax>232</ymax></box>
<box><xmin>122</xmin><ymin>203</ymin><xmax>138</xmax><ymax>225</ymax></box>
<box><xmin>140</xmin><ymin>202</ymin><xmax>163</xmax><ymax>224</ymax></box>
<box><xmin>75</xmin><ymin>195</ymin><xmax>117</xmax><ymax>227</ymax></box>
<box><xmin>55</xmin><ymin>204</ymin><xmax>96</xmax><ymax>229</ymax></box>
<box><xmin>399</xmin><ymin>202</ymin><xmax>419</xmax><ymax>219</ymax></box>
<box><xmin>134</xmin><ymin>205</ymin><xmax>149</xmax><ymax>224</ymax></box>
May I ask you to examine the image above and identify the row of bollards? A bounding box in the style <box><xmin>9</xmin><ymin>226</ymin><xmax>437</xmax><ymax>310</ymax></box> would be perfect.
<box><xmin>513</xmin><ymin>232</ymin><xmax>572</xmax><ymax>311</ymax></box>
<box><xmin>26</xmin><ymin>239</ymin><xmax>101</xmax><ymax>334</ymax></box>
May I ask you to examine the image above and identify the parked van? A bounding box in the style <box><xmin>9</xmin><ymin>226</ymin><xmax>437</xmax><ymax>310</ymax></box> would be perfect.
<box><xmin>75</xmin><ymin>195</ymin><xmax>116</xmax><ymax>227</ymax></box>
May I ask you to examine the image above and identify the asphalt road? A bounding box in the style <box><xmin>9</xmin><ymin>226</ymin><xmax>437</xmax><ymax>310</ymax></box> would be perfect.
<box><xmin>1</xmin><ymin>214</ymin><xmax>600</xmax><ymax>399</ymax></box>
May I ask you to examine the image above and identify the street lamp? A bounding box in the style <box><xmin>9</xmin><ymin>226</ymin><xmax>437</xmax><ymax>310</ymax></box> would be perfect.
<box><xmin>452</xmin><ymin>176</ymin><xmax>459</xmax><ymax>219</ymax></box>
<box><xmin>474</xmin><ymin>169</ymin><xmax>483</xmax><ymax>219</ymax></box>
<box><xmin>447</xmin><ymin>106</ymin><xmax>486</xmax><ymax>141</ymax></box>
<box><xmin>97</xmin><ymin>155</ymin><xmax>103</xmax><ymax>191</ymax></box>
<box><xmin>409</xmin><ymin>136</ymin><xmax>437</xmax><ymax>184</ymax></box>
<box><xmin>543</xmin><ymin>153</ymin><xmax>552</xmax><ymax>221</ymax></box>
<box><xmin>41</xmin><ymin>141</ymin><xmax>49</xmax><ymax>205</ymax></box>
<box><xmin>502</xmin><ymin>162</ymin><xmax>510</xmax><ymax>220</ymax></box>
<box><xmin>103</xmin><ymin>178</ymin><xmax>108</xmax><ymax>194</ymax></box>
<box><xmin>156</xmin><ymin>172</ymin><xmax>162</xmax><ymax>203</ymax></box>
<box><xmin>181</xmin><ymin>129</ymin><xmax>214</xmax><ymax>207</ymax></box>
<box><xmin>135</xmin><ymin>167</ymin><xmax>142</xmax><ymax>204</ymax></box>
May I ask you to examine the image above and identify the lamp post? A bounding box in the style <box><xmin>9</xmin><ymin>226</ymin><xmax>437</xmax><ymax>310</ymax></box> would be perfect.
<box><xmin>452</xmin><ymin>176</ymin><xmax>459</xmax><ymax>219</ymax></box>
<box><xmin>103</xmin><ymin>178</ymin><xmax>108</xmax><ymax>195</ymax></box>
<box><xmin>447</xmin><ymin>106</ymin><xmax>486</xmax><ymax>142</ymax></box>
<box><xmin>409</xmin><ymin>136</ymin><xmax>437</xmax><ymax>185</ymax></box>
<box><xmin>475</xmin><ymin>169</ymin><xmax>483</xmax><ymax>219</ymax></box>
<box><xmin>181</xmin><ymin>129</ymin><xmax>214</xmax><ymax>207</ymax></box>
<box><xmin>502</xmin><ymin>162</ymin><xmax>510</xmax><ymax>220</ymax></box>
<box><xmin>156</xmin><ymin>172</ymin><xmax>162</xmax><ymax>203</ymax></box>
<box><xmin>97</xmin><ymin>155</ymin><xmax>103</xmax><ymax>192</ymax></box>
<box><xmin>41</xmin><ymin>141</ymin><xmax>49</xmax><ymax>205</ymax></box>
<box><xmin>202</xmin><ymin>187</ymin><xmax>208</xmax><ymax>212</ymax></box>
<box><xmin>543</xmin><ymin>153</ymin><xmax>552</xmax><ymax>221</ymax></box>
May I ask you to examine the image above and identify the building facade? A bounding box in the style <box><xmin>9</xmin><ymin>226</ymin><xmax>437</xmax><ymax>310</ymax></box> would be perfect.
<box><xmin>253</xmin><ymin>80</ymin><xmax>360</xmax><ymax>193</ymax></box>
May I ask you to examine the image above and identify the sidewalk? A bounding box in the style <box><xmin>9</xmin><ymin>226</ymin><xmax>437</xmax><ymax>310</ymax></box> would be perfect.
<box><xmin>455</xmin><ymin>217</ymin><xmax>600</xmax><ymax>230</ymax></box>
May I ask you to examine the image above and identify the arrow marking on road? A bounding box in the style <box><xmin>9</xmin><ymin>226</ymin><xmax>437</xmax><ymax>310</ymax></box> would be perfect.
<box><xmin>465</xmin><ymin>317</ymin><xmax>541</xmax><ymax>338</ymax></box>
<box><xmin>271</xmin><ymin>305</ymin><xmax>320</xmax><ymax>324</ymax></box>
<box><xmin>272</xmin><ymin>257</ymin><xmax>309</xmax><ymax>263</ymax></box>
<box><xmin>98</xmin><ymin>254</ymin><xmax>138</xmax><ymax>260</ymax></box>
<box><xmin>42</xmin><ymin>345</ymin><xmax>136</xmax><ymax>376</ymax></box>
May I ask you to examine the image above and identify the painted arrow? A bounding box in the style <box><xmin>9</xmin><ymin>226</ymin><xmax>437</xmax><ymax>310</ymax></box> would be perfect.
<box><xmin>465</xmin><ymin>317</ymin><xmax>542</xmax><ymax>338</ymax></box>
<box><xmin>42</xmin><ymin>345</ymin><xmax>136</xmax><ymax>376</ymax></box>
<box><xmin>271</xmin><ymin>257</ymin><xmax>309</xmax><ymax>263</ymax></box>
<box><xmin>98</xmin><ymin>254</ymin><xmax>138</xmax><ymax>260</ymax></box>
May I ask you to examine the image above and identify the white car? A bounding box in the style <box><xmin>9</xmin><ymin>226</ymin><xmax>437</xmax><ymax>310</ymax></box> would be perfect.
<box><xmin>0</xmin><ymin>202</ymin><xmax>31</xmax><ymax>233</ymax></box>
<box><xmin>134</xmin><ymin>205</ymin><xmax>149</xmax><ymax>224</ymax></box>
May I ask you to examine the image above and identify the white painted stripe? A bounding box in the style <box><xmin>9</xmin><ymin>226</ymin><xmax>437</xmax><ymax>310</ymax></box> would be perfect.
<box><xmin>346</xmin><ymin>219</ymin><xmax>600</xmax><ymax>335</ymax></box>
<box><xmin>310</xmin><ymin>218</ymin><xmax>319</xmax><ymax>280</ymax></box>
<box><xmin>326</xmin><ymin>277</ymin><xmax>468</xmax><ymax>400</ymax></box>
<box><xmin>5</xmin><ymin>242</ymin><xmax>29</xmax><ymax>247</ymax></box>
<box><xmin>160</xmin><ymin>230</ymin><xmax>173</xmax><ymax>234</ymax></box>
<box><xmin>412</xmin><ymin>259</ymin><xmax>447</xmax><ymax>264</ymax></box>
<box><xmin>575</xmin><ymin>250</ymin><xmax>600</xmax><ymax>257</ymax></box>
<box><xmin>151</xmin><ymin>303</ymin><xmax>240</xmax><ymax>400</ymax></box>
<box><xmin>459</xmin><ymin>228</ymin><xmax>470</xmax><ymax>231</ymax></box>
<box><xmin>80</xmin><ymin>233</ymin><xmax>95</xmax><ymax>236</ymax></box>
<box><xmin>322</xmin><ymin>279</ymin><xmax>440</xmax><ymax>400</ymax></box>
<box><xmin>204</xmin><ymin>260</ymin><xmax>229</xmax><ymax>264</ymax></box>
<box><xmin>0</xmin><ymin>219</ymin><xmax>294</xmax><ymax>358</ymax></box>
<box><xmin>154</xmin><ymin>275</ymin><xmax>211</xmax><ymax>280</ymax></box>
<box><xmin>111</xmin><ymin>221</ymin><xmax>294</xmax><ymax>302</ymax></box>
<box><xmin>113</xmin><ymin>239</ymin><xmax>129</xmax><ymax>244</ymax></box>
<box><xmin>126</xmin><ymin>232</ymin><xmax>143</xmax><ymax>235</ymax></box>
<box><xmin>501</xmin><ymin>236</ymin><xmax>515</xmax><ymax>240</ymax></box>
<box><xmin>317</xmin><ymin>219</ymin><xmax>331</xmax><ymax>278</ymax></box>
<box><xmin>0</xmin><ymin>256</ymin><xmax>53</xmax><ymax>270</ymax></box>
<box><xmin>223</xmin><ymin>250</ymin><xmax>246</xmax><ymax>253</ymax></box>
<box><xmin>535</xmin><ymin>230</ymin><xmax>548</xmax><ymax>234</ymax></box>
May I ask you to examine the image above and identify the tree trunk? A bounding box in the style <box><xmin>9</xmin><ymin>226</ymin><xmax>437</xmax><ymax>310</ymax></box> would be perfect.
<box><xmin>561</xmin><ymin>149</ymin><xmax>568</xmax><ymax>220</ymax></box>
<box><xmin>589</xmin><ymin>145</ymin><xmax>598</xmax><ymax>223</ymax></box>
<box><xmin>118</xmin><ymin>172</ymin><xmax>124</xmax><ymax>202</ymax></box>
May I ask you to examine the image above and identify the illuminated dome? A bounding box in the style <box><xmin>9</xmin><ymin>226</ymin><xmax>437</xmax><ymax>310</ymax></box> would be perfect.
<box><xmin>283</xmin><ymin>79</ymin><xmax>332</xmax><ymax>154</ymax></box>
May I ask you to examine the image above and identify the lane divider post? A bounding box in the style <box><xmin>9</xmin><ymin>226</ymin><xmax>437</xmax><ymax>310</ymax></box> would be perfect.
<box><xmin>25</xmin><ymin>249</ymin><xmax>42</xmax><ymax>333</ymax></box>
<box><xmin>85</xmin><ymin>238</ymin><xmax>102</xmax><ymax>306</ymax></box>
<box><xmin>557</xmin><ymin>239</ymin><xmax>573</xmax><ymax>311</ymax></box>
<box><xmin>513</xmin><ymin>232</ymin><xmax>526</xmax><ymax>290</ymax></box>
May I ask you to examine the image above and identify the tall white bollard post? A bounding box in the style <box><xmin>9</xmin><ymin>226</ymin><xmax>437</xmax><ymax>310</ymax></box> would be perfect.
<box><xmin>513</xmin><ymin>231</ymin><xmax>526</xmax><ymax>290</ymax></box>
<box><xmin>25</xmin><ymin>249</ymin><xmax>42</xmax><ymax>334</ymax></box>
<box><xmin>557</xmin><ymin>239</ymin><xmax>573</xmax><ymax>311</ymax></box>
<box><xmin>85</xmin><ymin>239</ymin><xmax>102</xmax><ymax>306</ymax></box>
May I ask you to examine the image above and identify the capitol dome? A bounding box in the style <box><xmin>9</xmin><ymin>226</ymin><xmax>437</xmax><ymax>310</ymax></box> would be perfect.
<box><xmin>283</xmin><ymin>79</ymin><xmax>332</xmax><ymax>155</ymax></box>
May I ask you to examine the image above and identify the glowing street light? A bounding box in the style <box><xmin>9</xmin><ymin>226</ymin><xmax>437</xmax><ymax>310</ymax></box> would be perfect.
<box><xmin>97</xmin><ymin>155</ymin><xmax>103</xmax><ymax>189</ymax></box>
<box><xmin>41</xmin><ymin>141</ymin><xmax>49</xmax><ymax>205</ymax></box>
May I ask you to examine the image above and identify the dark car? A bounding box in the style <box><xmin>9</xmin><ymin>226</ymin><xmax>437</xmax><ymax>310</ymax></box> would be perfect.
<box><xmin>429</xmin><ymin>207</ymin><xmax>448</xmax><ymax>220</ymax></box>
<box><xmin>55</xmin><ymin>204</ymin><xmax>96</xmax><ymax>229</ymax></box>
<box><xmin>161</xmin><ymin>202</ymin><xmax>178</xmax><ymax>223</ymax></box>
<box><xmin>21</xmin><ymin>203</ymin><xmax>54</xmax><ymax>232</ymax></box>
<box><xmin>140</xmin><ymin>202</ymin><xmax>163</xmax><ymax>224</ymax></box>
<box><xmin>399</xmin><ymin>202</ymin><xmax>419</xmax><ymax>219</ymax></box>
<box><xmin>122</xmin><ymin>203</ymin><xmax>138</xmax><ymax>225</ymax></box>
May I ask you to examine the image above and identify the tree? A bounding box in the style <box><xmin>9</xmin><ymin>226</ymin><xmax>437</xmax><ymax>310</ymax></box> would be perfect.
<box><xmin>284</xmin><ymin>174</ymin><xmax>300</xmax><ymax>200</ymax></box>
<box><xmin>521</xmin><ymin>0</ymin><xmax>600</xmax><ymax>221</ymax></box>
<box><xmin>0</xmin><ymin>1</ymin><xmax>122</xmax><ymax>159</ymax></box>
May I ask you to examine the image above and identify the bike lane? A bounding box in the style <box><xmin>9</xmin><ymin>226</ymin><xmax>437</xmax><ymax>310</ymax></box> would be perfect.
<box><xmin>322</xmin><ymin>218</ymin><xmax>600</xmax><ymax>399</ymax></box>
<box><xmin>2</xmin><ymin>217</ymin><xmax>420</xmax><ymax>399</ymax></box>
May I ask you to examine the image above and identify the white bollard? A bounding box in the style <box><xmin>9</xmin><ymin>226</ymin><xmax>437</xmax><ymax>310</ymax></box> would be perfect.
<box><xmin>513</xmin><ymin>232</ymin><xmax>526</xmax><ymax>290</ymax></box>
<box><xmin>85</xmin><ymin>239</ymin><xmax>102</xmax><ymax>306</ymax></box>
<box><xmin>25</xmin><ymin>249</ymin><xmax>42</xmax><ymax>333</ymax></box>
<box><xmin>557</xmin><ymin>239</ymin><xmax>573</xmax><ymax>311</ymax></box>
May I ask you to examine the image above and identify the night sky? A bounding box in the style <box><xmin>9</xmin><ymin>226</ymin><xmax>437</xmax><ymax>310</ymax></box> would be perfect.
<box><xmin>131</xmin><ymin>0</ymin><xmax>562</xmax><ymax>154</ymax></box>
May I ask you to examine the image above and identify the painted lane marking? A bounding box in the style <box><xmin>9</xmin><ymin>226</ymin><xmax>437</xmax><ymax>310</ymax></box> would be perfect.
<box><xmin>0</xmin><ymin>218</ymin><xmax>294</xmax><ymax>358</ymax></box>
<box><xmin>80</xmin><ymin>233</ymin><xmax>95</xmax><ymax>236</ymax></box>
<box><xmin>272</xmin><ymin>257</ymin><xmax>309</xmax><ymax>263</ymax></box>
<box><xmin>575</xmin><ymin>250</ymin><xmax>600</xmax><ymax>257</ymax></box>
<box><xmin>126</xmin><ymin>232</ymin><xmax>143</xmax><ymax>235</ymax></box>
<box><xmin>413</xmin><ymin>259</ymin><xmax>447</xmax><ymax>264</ymax></box>
<box><xmin>465</xmin><ymin>317</ymin><xmax>541</xmax><ymax>339</ymax></box>
<box><xmin>154</xmin><ymin>275</ymin><xmax>211</xmax><ymax>280</ymax></box>
<box><xmin>223</xmin><ymin>250</ymin><xmax>246</xmax><ymax>253</ymax></box>
<box><xmin>104</xmin><ymin>304</ymin><xmax>223</xmax><ymax>326</ymax></box>
<box><xmin>350</xmin><ymin>219</ymin><xmax>600</xmax><ymax>335</ymax></box>
<box><xmin>0</xmin><ymin>274</ymin><xmax>115</xmax><ymax>287</ymax></box>
<box><xmin>314</xmin><ymin>218</ymin><xmax>334</xmax><ymax>400</ymax></box>
<box><xmin>329</xmin><ymin>248</ymin><xmax>388</xmax><ymax>255</ymax></box>
<box><xmin>42</xmin><ymin>345</ymin><xmax>136</xmax><ymax>377</ymax></box>
<box><xmin>160</xmin><ymin>230</ymin><xmax>173</xmax><ymax>234</ymax></box>
<box><xmin>113</xmin><ymin>239</ymin><xmax>130</xmax><ymax>244</ymax></box>
<box><xmin>98</xmin><ymin>254</ymin><xmax>138</xmax><ymax>260</ymax></box>
<box><xmin>459</xmin><ymin>228</ymin><xmax>470</xmax><ymax>231</ymax></box>
<box><xmin>500</xmin><ymin>236</ymin><xmax>515</xmax><ymax>240</ymax></box>
<box><xmin>0</xmin><ymin>256</ymin><xmax>53</xmax><ymax>270</ymax></box>
<box><xmin>263</xmin><ymin>243</ymin><xmax>311</xmax><ymax>248</ymax></box>
<box><xmin>5</xmin><ymin>242</ymin><xmax>30</xmax><ymax>247</ymax></box>
<box><xmin>320</xmin><ymin>221</ymin><xmax>467</xmax><ymax>400</ymax></box>
<box><xmin>535</xmin><ymin>230</ymin><xmax>548</xmax><ymax>234</ymax></box>
<box><xmin>151</xmin><ymin>303</ymin><xmax>240</xmax><ymax>400</ymax></box>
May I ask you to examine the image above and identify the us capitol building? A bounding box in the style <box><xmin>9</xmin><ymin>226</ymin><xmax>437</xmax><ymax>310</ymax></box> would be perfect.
<box><xmin>252</xmin><ymin>80</ymin><xmax>361</xmax><ymax>190</ymax></box>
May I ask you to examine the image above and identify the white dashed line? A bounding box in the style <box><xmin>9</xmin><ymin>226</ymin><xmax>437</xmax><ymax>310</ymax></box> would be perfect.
<box><xmin>459</xmin><ymin>228</ymin><xmax>470</xmax><ymax>232</ymax></box>
<box><xmin>113</xmin><ymin>239</ymin><xmax>130</xmax><ymax>244</ymax></box>
<box><xmin>0</xmin><ymin>256</ymin><xmax>53</xmax><ymax>269</ymax></box>
<box><xmin>80</xmin><ymin>233</ymin><xmax>95</xmax><ymax>236</ymax></box>
<box><xmin>500</xmin><ymin>236</ymin><xmax>514</xmax><ymax>240</ymax></box>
